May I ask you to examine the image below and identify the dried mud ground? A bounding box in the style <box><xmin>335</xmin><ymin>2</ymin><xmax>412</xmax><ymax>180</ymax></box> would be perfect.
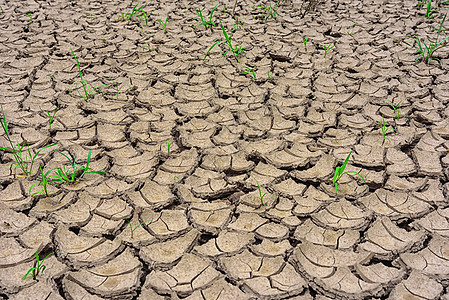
<box><xmin>1</xmin><ymin>0</ymin><xmax>449</xmax><ymax>299</ymax></box>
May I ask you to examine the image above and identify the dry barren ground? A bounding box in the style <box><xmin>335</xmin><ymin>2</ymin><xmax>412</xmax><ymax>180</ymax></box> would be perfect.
<box><xmin>1</xmin><ymin>0</ymin><xmax>449</xmax><ymax>299</ymax></box>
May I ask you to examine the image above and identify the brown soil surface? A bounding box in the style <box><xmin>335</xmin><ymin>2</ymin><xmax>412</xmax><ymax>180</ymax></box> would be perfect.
<box><xmin>1</xmin><ymin>0</ymin><xmax>449</xmax><ymax>299</ymax></box>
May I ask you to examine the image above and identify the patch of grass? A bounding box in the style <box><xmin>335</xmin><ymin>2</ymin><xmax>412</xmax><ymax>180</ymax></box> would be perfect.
<box><xmin>347</xmin><ymin>24</ymin><xmax>355</xmax><ymax>35</ymax></box>
<box><xmin>69</xmin><ymin>47</ymin><xmax>110</xmax><ymax>101</ymax></box>
<box><xmin>332</xmin><ymin>151</ymin><xmax>366</xmax><ymax>194</ymax></box>
<box><xmin>0</xmin><ymin>5</ymin><xmax>4</xmax><ymax>14</ymax></box>
<box><xmin>323</xmin><ymin>43</ymin><xmax>334</xmax><ymax>57</ymax></box>
<box><xmin>204</xmin><ymin>19</ymin><xmax>246</xmax><ymax>62</ymax></box>
<box><xmin>302</xmin><ymin>35</ymin><xmax>309</xmax><ymax>51</ymax></box>
<box><xmin>267</xmin><ymin>70</ymin><xmax>273</xmax><ymax>78</ymax></box>
<box><xmin>143</xmin><ymin>41</ymin><xmax>151</xmax><ymax>51</ymax></box>
<box><xmin>29</xmin><ymin>163</ymin><xmax>57</xmax><ymax>197</ymax></box>
<box><xmin>117</xmin><ymin>2</ymin><xmax>150</xmax><ymax>25</ymax></box>
<box><xmin>189</xmin><ymin>4</ymin><xmax>218</xmax><ymax>30</ymax></box>
<box><xmin>23</xmin><ymin>251</ymin><xmax>62</xmax><ymax>280</ymax></box>
<box><xmin>251</xmin><ymin>0</ymin><xmax>285</xmax><ymax>23</ymax></box>
<box><xmin>46</xmin><ymin>105</ymin><xmax>60</xmax><ymax>129</ymax></box>
<box><xmin>246</xmin><ymin>170</ymin><xmax>277</xmax><ymax>206</ymax></box>
<box><xmin>378</xmin><ymin>116</ymin><xmax>396</xmax><ymax>143</ymax></box>
<box><xmin>157</xmin><ymin>15</ymin><xmax>169</xmax><ymax>34</ymax></box>
<box><xmin>240</xmin><ymin>66</ymin><xmax>256</xmax><ymax>79</ymax></box>
<box><xmin>385</xmin><ymin>99</ymin><xmax>407</xmax><ymax>120</ymax></box>
<box><xmin>0</xmin><ymin>105</ymin><xmax>59</xmax><ymax>177</ymax></box>
<box><xmin>27</xmin><ymin>13</ymin><xmax>32</xmax><ymax>24</ymax></box>
<box><xmin>119</xmin><ymin>214</ymin><xmax>152</xmax><ymax>239</ymax></box>
<box><xmin>398</xmin><ymin>8</ymin><xmax>449</xmax><ymax>64</ymax></box>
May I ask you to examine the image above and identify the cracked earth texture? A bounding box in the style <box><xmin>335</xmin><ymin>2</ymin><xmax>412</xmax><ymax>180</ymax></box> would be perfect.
<box><xmin>1</xmin><ymin>0</ymin><xmax>449</xmax><ymax>299</ymax></box>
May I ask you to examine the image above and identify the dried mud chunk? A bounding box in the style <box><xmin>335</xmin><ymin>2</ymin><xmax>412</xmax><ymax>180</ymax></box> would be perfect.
<box><xmin>227</xmin><ymin>212</ymin><xmax>268</xmax><ymax>232</ymax></box>
<box><xmin>140</xmin><ymin>228</ymin><xmax>199</xmax><ymax>267</ymax></box>
<box><xmin>263</xmin><ymin>143</ymin><xmax>320</xmax><ymax>169</ymax></box>
<box><xmin>255</xmin><ymin>222</ymin><xmax>289</xmax><ymax>242</ymax></box>
<box><xmin>412</xmin><ymin>149</ymin><xmax>443</xmax><ymax>176</ymax></box>
<box><xmin>385</xmin><ymin>148</ymin><xmax>416</xmax><ymax>175</ymax></box>
<box><xmin>412</xmin><ymin>179</ymin><xmax>447</xmax><ymax>207</ymax></box>
<box><xmin>399</xmin><ymin>234</ymin><xmax>449</xmax><ymax>280</ymax></box>
<box><xmin>144</xmin><ymin>253</ymin><xmax>220</xmax><ymax>297</ymax></box>
<box><xmin>219</xmin><ymin>249</ymin><xmax>284</xmax><ymax>281</ymax></box>
<box><xmin>193</xmin><ymin>230</ymin><xmax>254</xmax><ymax>257</ymax></box>
<box><xmin>0</xmin><ymin>237</ymin><xmax>37</xmax><ymax>266</ymax></box>
<box><xmin>294</xmin><ymin>219</ymin><xmax>360</xmax><ymax>249</ymax></box>
<box><xmin>11</xmin><ymin>277</ymin><xmax>64</xmax><ymax>300</ymax></box>
<box><xmin>355</xmin><ymin>262</ymin><xmax>405</xmax><ymax>285</ymax></box>
<box><xmin>84</xmin><ymin>177</ymin><xmax>135</xmax><ymax>197</ymax></box>
<box><xmin>312</xmin><ymin>199</ymin><xmax>372</xmax><ymax>230</ymax></box>
<box><xmin>67</xmin><ymin>249</ymin><xmax>141</xmax><ymax>298</ymax></box>
<box><xmin>414</xmin><ymin>208</ymin><xmax>449</xmax><ymax>237</ymax></box>
<box><xmin>250</xmin><ymin>238</ymin><xmax>292</xmax><ymax>256</ymax></box>
<box><xmin>179</xmin><ymin>118</ymin><xmax>218</xmax><ymax>148</ymax></box>
<box><xmin>387</xmin><ymin>270</ymin><xmax>443</xmax><ymax>300</ymax></box>
<box><xmin>358</xmin><ymin>217</ymin><xmax>426</xmax><ymax>259</ymax></box>
<box><xmin>244</xmin><ymin>263</ymin><xmax>306</xmax><ymax>298</ymax></box>
<box><xmin>291</xmin><ymin>154</ymin><xmax>335</xmax><ymax>182</ymax></box>
<box><xmin>0</xmin><ymin>203</ymin><xmax>37</xmax><ymax>237</ymax></box>
<box><xmin>142</xmin><ymin>208</ymin><xmax>190</xmax><ymax>239</ymax></box>
<box><xmin>50</xmin><ymin>191</ymin><xmax>101</xmax><ymax>226</ymax></box>
<box><xmin>54</xmin><ymin>224</ymin><xmax>123</xmax><ymax>267</ymax></box>
<box><xmin>63</xmin><ymin>277</ymin><xmax>104</xmax><ymax>300</ymax></box>
<box><xmin>184</xmin><ymin>168</ymin><xmax>237</xmax><ymax>198</ymax></box>
<box><xmin>185</xmin><ymin>277</ymin><xmax>252</xmax><ymax>300</ymax></box>
<box><xmin>110</xmin><ymin>151</ymin><xmax>157</xmax><ymax>179</ymax></box>
<box><xmin>189</xmin><ymin>201</ymin><xmax>232</xmax><ymax>234</ymax></box>
<box><xmin>128</xmin><ymin>180</ymin><xmax>176</xmax><ymax>210</ymax></box>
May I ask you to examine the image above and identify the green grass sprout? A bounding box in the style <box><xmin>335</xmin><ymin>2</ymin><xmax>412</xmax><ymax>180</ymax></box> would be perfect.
<box><xmin>167</xmin><ymin>141</ymin><xmax>170</xmax><ymax>156</ymax></box>
<box><xmin>384</xmin><ymin>99</ymin><xmax>406</xmax><ymax>120</ymax></box>
<box><xmin>0</xmin><ymin>105</ymin><xmax>59</xmax><ymax>177</ymax></box>
<box><xmin>118</xmin><ymin>3</ymin><xmax>150</xmax><ymax>25</ymax></box>
<box><xmin>69</xmin><ymin>47</ymin><xmax>109</xmax><ymax>101</ymax></box>
<box><xmin>246</xmin><ymin>170</ymin><xmax>277</xmax><ymax>206</ymax></box>
<box><xmin>323</xmin><ymin>43</ymin><xmax>334</xmax><ymax>57</ymax></box>
<box><xmin>27</xmin><ymin>13</ymin><xmax>32</xmax><ymax>24</ymax></box>
<box><xmin>204</xmin><ymin>19</ymin><xmax>246</xmax><ymax>62</ymax></box>
<box><xmin>425</xmin><ymin>0</ymin><xmax>436</xmax><ymax>18</ymax></box>
<box><xmin>0</xmin><ymin>5</ymin><xmax>4</xmax><ymax>14</ymax></box>
<box><xmin>158</xmin><ymin>15</ymin><xmax>169</xmax><ymax>34</ymax></box>
<box><xmin>240</xmin><ymin>66</ymin><xmax>256</xmax><ymax>79</ymax></box>
<box><xmin>143</xmin><ymin>41</ymin><xmax>151</xmax><ymax>51</ymax></box>
<box><xmin>221</xmin><ymin>4</ymin><xmax>226</xmax><ymax>15</ymax></box>
<box><xmin>23</xmin><ymin>251</ymin><xmax>62</xmax><ymax>280</ymax></box>
<box><xmin>378</xmin><ymin>116</ymin><xmax>396</xmax><ymax>143</ymax></box>
<box><xmin>347</xmin><ymin>24</ymin><xmax>355</xmax><ymax>35</ymax></box>
<box><xmin>268</xmin><ymin>70</ymin><xmax>273</xmax><ymax>78</ymax></box>
<box><xmin>189</xmin><ymin>4</ymin><xmax>218</xmax><ymax>30</ymax></box>
<box><xmin>332</xmin><ymin>151</ymin><xmax>366</xmax><ymax>194</ymax></box>
<box><xmin>251</xmin><ymin>0</ymin><xmax>285</xmax><ymax>23</ymax></box>
<box><xmin>119</xmin><ymin>214</ymin><xmax>152</xmax><ymax>239</ymax></box>
<box><xmin>46</xmin><ymin>105</ymin><xmax>60</xmax><ymax>129</ymax></box>
<box><xmin>302</xmin><ymin>35</ymin><xmax>309</xmax><ymax>51</ymax></box>
<box><xmin>399</xmin><ymin>8</ymin><xmax>449</xmax><ymax>64</ymax></box>
<box><xmin>29</xmin><ymin>163</ymin><xmax>57</xmax><ymax>197</ymax></box>
<box><xmin>48</xmin><ymin>149</ymin><xmax>106</xmax><ymax>186</ymax></box>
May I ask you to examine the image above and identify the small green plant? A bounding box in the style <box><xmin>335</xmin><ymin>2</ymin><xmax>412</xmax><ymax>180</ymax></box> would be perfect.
<box><xmin>332</xmin><ymin>151</ymin><xmax>366</xmax><ymax>194</ymax></box>
<box><xmin>29</xmin><ymin>163</ymin><xmax>57</xmax><ymax>197</ymax></box>
<box><xmin>189</xmin><ymin>4</ymin><xmax>218</xmax><ymax>30</ymax></box>
<box><xmin>323</xmin><ymin>43</ymin><xmax>334</xmax><ymax>57</ymax></box>
<box><xmin>347</xmin><ymin>24</ymin><xmax>355</xmax><ymax>35</ymax></box>
<box><xmin>240</xmin><ymin>66</ymin><xmax>256</xmax><ymax>79</ymax></box>
<box><xmin>399</xmin><ymin>8</ymin><xmax>449</xmax><ymax>64</ymax></box>
<box><xmin>158</xmin><ymin>15</ymin><xmax>169</xmax><ymax>34</ymax></box>
<box><xmin>384</xmin><ymin>99</ymin><xmax>407</xmax><ymax>120</ymax></box>
<box><xmin>267</xmin><ymin>70</ymin><xmax>273</xmax><ymax>78</ymax></box>
<box><xmin>302</xmin><ymin>35</ymin><xmax>309</xmax><ymax>51</ymax></box>
<box><xmin>107</xmin><ymin>79</ymin><xmax>131</xmax><ymax>100</ymax></box>
<box><xmin>204</xmin><ymin>19</ymin><xmax>246</xmax><ymax>62</ymax></box>
<box><xmin>69</xmin><ymin>47</ymin><xmax>109</xmax><ymax>101</ymax></box>
<box><xmin>119</xmin><ymin>214</ymin><xmax>152</xmax><ymax>239</ymax></box>
<box><xmin>27</xmin><ymin>13</ymin><xmax>32</xmax><ymax>23</ymax></box>
<box><xmin>221</xmin><ymin>4</ymin><xmax>226</xmax><ymax>15</ymax></box>
<box><xmin>0</xmin><ymin>105</ymin><xmax>59</xmax><ymax>177</ymax></box>
<box><xmin>46</xmin><ymin>105</ymin><xmax>60</xmax><ymax>129</ymax></box>
<box><xmin>143</xmin><ymin>41</ymin><xmax>151</xmax><ymax>51</ymax></box>
<box><xmin>167</xmin><ymin>141</ymin><xmax>171</xmax><ymax>156</ymax></box>
<box><xmin>0</xmin><ymin>5</ymin><xmax>4</xmax><ymax>14</ymax></box>
<box><xmin>23</xmin><ymin>251</ymin><xmax>62</xmax><ymax>280</ymax></box>
<box><xmin>378</xmin><ymin>116</ymin><xmax>396</xmax><ymax>143</ymax></box>
<box><xmin>425</xmin><ymin>0</ymin><xmax>437</xmax><ymax>18</ymax></box>
<box><xmin>246</xmin><ymin>170</ymin><xmax>277</xmax><ymax>206</ymax></box>
<box><xmin>118</xmin><ymin>2</ymin><xmax>150</xmax><ymax>25</ymax></box>
<box><xmin>47</xmin><ymin>149</ymin><xmax>106</xmax><ymax>186</ymax></box>
<box><xmin>251</xmin><ymin>0</ymin><xmax>286</xmax><ymax>23</ymax></box>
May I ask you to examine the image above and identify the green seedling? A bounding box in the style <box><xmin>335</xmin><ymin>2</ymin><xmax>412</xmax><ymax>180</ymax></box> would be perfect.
<box><xmin>268</xmin><ymin>70</ymin><xmax>273</xmax><ymax>78</ymax></box>
<box><xmin>69</xmin><ymin>47</ymin><xmax>109</xmax><ymax>101</ymax></box>
<box><xmin>221</xmin><ymin>4</ymin><xmax>226</xmax><ymax>15</ymax></box>
<box><xmin>23</xmin><ymin>251</ymin><xmax>62</xmax><ymax>280</ymax></box>
<box><xmin>302</xmin><ymin>35</ymin><xmax>309</xmax><ymax>51</ymax></box>
<box><xmin>399</xmin><ymin>8</ymin><xmax>449</xmax><ymax>64</ymax></box>
<box><xmin>204</xmin><ymin>19</ymin><xmax>246</xmax><ymax>62</ymax></box>
<box><xmin>143</xmin><ymin>41</ymin><xmax>151</xmax><ymax>51</ymax></box>
<box><xmin>246</xmin><ymin>170</ymin><xmax>277</xmax><ymax>206</ymax></box>
<box><xmin>119</xmin><ymin>214</ymin><xmax>152</xmax><ymax>239</ymax></box>
<box><xmin>27</xmin><ymin>13</ymin><xmax>32</xmax><ymax>23</ymax></box>
<box><xmin>0</xmin><ymin>105</ymin><xmax>59</xmax><ymax>176</ymax></box>
<box><xmin>167</xmin><ymin>141</ymin><xmax>170</xmax><ymax>156</ymax></box>
<box><xmin>251</xmin><ymin>0</ymin><xmax>286</xmax><ymax>23</ymax></box>
<box><xmin>0</xmin><ymin>5</ymin><xmax>4</xmax><ymax>14</ymax></box>
<box><xmin>189</xmin><ymin>4</ymin><xmax>218</xmax><ymax>30</ymax></box>
<box><xmin>384</xmin><ymin>99</ymin><xmax>406</xmax><ymax>120</ymax></box>
<box><xmin>240</xmin><ymin>66</ymin><xmax>256</xmax><ymax>79</ymax></box>
<box><xmin>323</xmin><ymin>43</ymin><xmax>334</xmax><ymax>57</ymax></box>
<box><xmin>174</xmin><ymin>176</ymin><xmax>180</xmax><ymax>181</ymax></box>
<box><xmin>107</xmin><ymin>79</ymin><xmax>131</xmax><ymax>100</ymax></box>
<box><xmin>378</xmin><ymin>116</ymin><xmax>396</xmax><ymax>143</ymax></box>
<box><xmin>332</xmin><ymin>151</ymin><xmax>366</xmax><ymax>194</ymax></box>
<box><xmin>347</xmin><ymin>24</ymin><xmax>355</xmax><ymax>35</ymax></box>
<box><xmin>425</xmin><ymin>0</ymin><xmax>436</xmax><ymax>18</ymax></box>
<box><xmin>48</xmin><ymin>149</ymin><xmax>106</xmax><ymax>186</ymax></box>
<box><xmin>118</xmin><ymin>2</ymin><xmax>150</xmax><ymax>25</ymax></box>
<box><xmin>46</xmin><ymin>105</ymin><xmax>60</xmax><ymax>129</ymax></box>
<box><xmin>29</xmin><ymin>163</ymin><xmax>57</xmax><ymax>197</ymax></box>
<box><xmin>158</xmin><ymin>15</ymin><xmax>169</xmax><ymax>34</ymax></box>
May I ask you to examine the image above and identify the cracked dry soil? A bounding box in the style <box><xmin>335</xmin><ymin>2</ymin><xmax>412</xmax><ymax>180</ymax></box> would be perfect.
<box><xmin>1</xmin><ymin>0</ymin><xmax>449</xmax><ymax>299</ymax></box>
